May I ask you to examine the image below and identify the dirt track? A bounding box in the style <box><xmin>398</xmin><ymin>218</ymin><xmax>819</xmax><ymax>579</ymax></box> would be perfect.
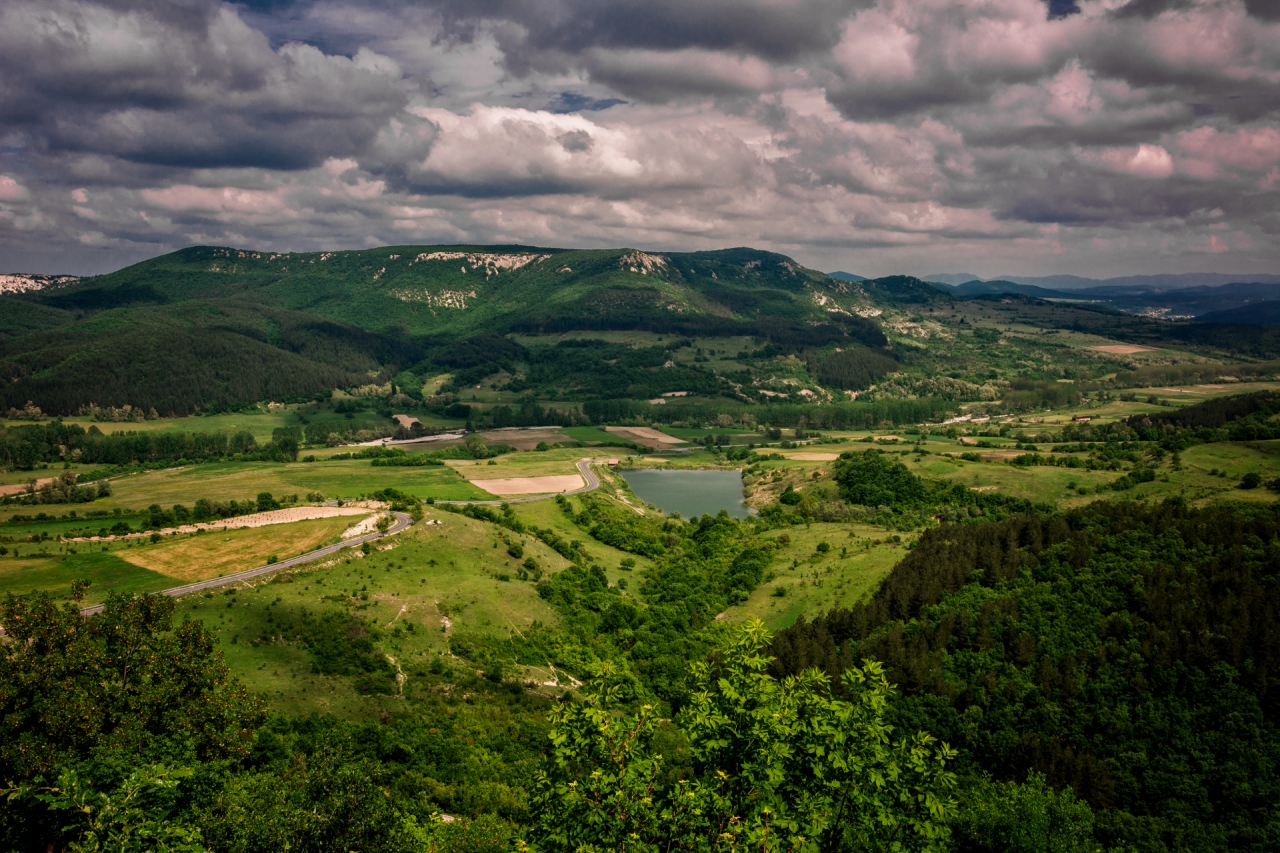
<box><xmin>0</xmin><ymin>476</ymin><xmax>60</xmax><ymax>497</ymax></box>
<box><xmin>65</xmin><ymin>505</ymin><xmax>378</xmax><ymax>542</ymax></box>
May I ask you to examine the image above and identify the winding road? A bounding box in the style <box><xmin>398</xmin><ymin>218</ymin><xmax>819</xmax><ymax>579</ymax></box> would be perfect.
<box><xmin>70</xmin><ymin>458</ymin><xmax>609</xmax><ymax>617</ymax></box>
<box><xmin>76</xmin><ymin>511</ymin><xmax>415</xmax><ymax>617</ymax></box>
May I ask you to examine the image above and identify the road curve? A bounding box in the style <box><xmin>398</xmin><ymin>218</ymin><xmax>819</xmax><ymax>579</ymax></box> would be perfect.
<box><xmin>433</xmin><ymin>457</ymin><xmax>604</xmax><ymax>507</ymax></box>
<box><xmin>14</xmin><ymin>458</ymin><xmax>608</xmax><ymax>624</ymax></box>
<box><xmin>76</xmin><ymin>511</ymin><xmax>414</xmax><ymax>617</ymax></box>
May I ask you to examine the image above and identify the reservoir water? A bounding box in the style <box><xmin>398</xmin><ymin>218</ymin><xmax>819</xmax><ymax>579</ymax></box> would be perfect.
<box><xmin>619</xmin><ymin>468</ymin><xmax>751</xmax><ymax>520</ymax></box>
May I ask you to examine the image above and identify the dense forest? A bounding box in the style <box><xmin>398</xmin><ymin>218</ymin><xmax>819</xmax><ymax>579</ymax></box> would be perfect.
<box><xmin>770</xmin><ymin>500</ymin><xmax>1280</xmax><ymax>852</ymax></box>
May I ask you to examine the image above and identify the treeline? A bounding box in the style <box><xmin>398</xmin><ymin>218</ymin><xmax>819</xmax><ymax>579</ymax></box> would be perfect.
<box><xmin>1057</xmin><ymin>390</ymin><xmax>1280</xmax><ymax>448</ymax></box>
<box><xmin>513</xmin><ymin>339</ymin><xmax>733</xmax><ymax>400</ymax></box>
<box><xmin>1110</xmin><ymin>360</ymin><xmax>1280</xmax><ymax>390</ymax></box>
<box><xmin>0</xmin><ymin>422</ymin><xmax>298</xmax><ymax>471</ymax></box>
<box><xmin>1125</xmin><ymin>389</ymin><xmax>1280</xmax><ymax>431</ymax></box>
<box><xmin>509</xmin><ymin>309</ymin><xmax>887</xmax><ymax>351</ymax></box>
<box><xmin>466</xmin><ymin>399</ymin><xmax>588</xmax><ymax>430</ymax></box>
<box><xmin>770</xmin><ymin>499</ymin><xmax>1280</xmax><ymax>852</ymax></box>
<box><xmin>0</xmin><ymin>471</ymin><xmax>111</xmax><ymax>506</ymax></box>
<box><xmin>761</xmin><ymin>449</ymin><xmax>1035</xmax><ymax>529</ymax></box>
<box><xmin>583</xmin><ymin>396</ymin><xmax>955</xmax><ymax>429</ymax></box>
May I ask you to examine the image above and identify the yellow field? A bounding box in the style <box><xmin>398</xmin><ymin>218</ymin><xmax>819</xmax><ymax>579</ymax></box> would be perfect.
<box><xmin>121</xmin><ymin>516</ymin><xmax>360</xmax><ymax>581</ymax></box>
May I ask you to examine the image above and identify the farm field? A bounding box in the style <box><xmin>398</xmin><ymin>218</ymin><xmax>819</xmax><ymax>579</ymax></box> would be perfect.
<box><xmin>64</xmin><ymin>459</ymin><xmax>492</xmax><ymax>511</ymax></box>
<box><xmin>0</xmin><ymin>515</ymin><xmax>369</xmax><ymax>604</ymax></box>
<box><xmin>0</xmin><ymin>409</ymin><xmax>304</xmax><ymax>442</ymax></box>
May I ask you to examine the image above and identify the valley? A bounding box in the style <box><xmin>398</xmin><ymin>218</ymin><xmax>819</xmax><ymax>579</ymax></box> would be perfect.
<box><xmin>3</xmin><ymin>244</ymin><xmax>1280</xmax><ymax>853</ymax></box>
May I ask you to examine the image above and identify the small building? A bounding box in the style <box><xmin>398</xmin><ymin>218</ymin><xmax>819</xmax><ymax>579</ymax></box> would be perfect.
<box><xmin>1071</xmin><ymin>415</ymin><xmax>1092</xmax><ymax>422</ymax></box>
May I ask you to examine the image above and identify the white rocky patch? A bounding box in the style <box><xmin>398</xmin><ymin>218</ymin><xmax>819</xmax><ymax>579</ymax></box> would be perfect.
<box><xmin>390</xmin><ymin>288</ymin><xmax>478</xmax><ymax>309</ymax></box>
<box><xmin>0</xmin><ymin>274</ymin><xmax>77</xmax><ymax>294</ymax></box>
<box><xmin>412</xmin><ymin>252</ymin><xmax>549</xmax><ymax>277</ymax></box>
<box><xmin>619</xmin><ymin>251</ymin><xmax>667</xmax><ymax>275</ymax></box>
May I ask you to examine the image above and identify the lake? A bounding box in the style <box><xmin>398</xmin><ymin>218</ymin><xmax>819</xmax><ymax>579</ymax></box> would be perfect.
<box><xmin>619</xmin><ymin>468</ymin><xmax>751</xmax><ymax>520</ymax></box>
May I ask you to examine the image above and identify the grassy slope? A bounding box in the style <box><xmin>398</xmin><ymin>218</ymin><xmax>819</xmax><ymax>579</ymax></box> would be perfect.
<box><xmin>170</xmin><ymin>507</ymin><xmax>562</xmax><ymax>714</ymax></box>
<box><xmin>723</xmin><ymin>522</ymin><xmax>906</xmax><ymax>630</ymax></box>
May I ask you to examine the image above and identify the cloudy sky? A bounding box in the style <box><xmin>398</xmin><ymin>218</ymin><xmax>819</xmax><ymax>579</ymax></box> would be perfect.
<box><xmin>1</xmin><ymin>0</ymin><xmax>1278</xmax><ymax>278</ymax></box>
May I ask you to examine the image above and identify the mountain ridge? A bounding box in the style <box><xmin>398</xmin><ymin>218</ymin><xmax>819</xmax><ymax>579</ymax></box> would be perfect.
<box><xmin>925</xmin><ymin>271</ymin><xmax>1280</xmax><ymax>290</ymax></box>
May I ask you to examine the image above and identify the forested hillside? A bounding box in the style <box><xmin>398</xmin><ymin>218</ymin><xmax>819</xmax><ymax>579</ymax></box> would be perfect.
<box><xmin>0</xmin><ymin>245</ymin><xmax>897</xmax><ymax>415</ymax></box>
<box><xmin>770</xmin><ymin>500</ymin><xmax>1280</xmax><ymax>852</ymax></box>
<box><xmin>4</xmin><ymin>242</ymin><xmax>1280</xmax><ymax>416</ymax></box>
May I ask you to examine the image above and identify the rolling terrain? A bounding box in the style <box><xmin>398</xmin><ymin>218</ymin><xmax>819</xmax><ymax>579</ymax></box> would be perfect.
<box><xmin>3</xmin><ymin>245</ymin><xmax>1280</xmax><ymax>853</ymax></box>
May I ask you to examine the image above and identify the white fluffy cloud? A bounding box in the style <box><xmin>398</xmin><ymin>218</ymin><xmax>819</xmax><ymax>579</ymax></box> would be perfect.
<box><xmin>0</xmin><ymin>0</ymin><xmax>1277</xmax><ymax>277</ymax></box>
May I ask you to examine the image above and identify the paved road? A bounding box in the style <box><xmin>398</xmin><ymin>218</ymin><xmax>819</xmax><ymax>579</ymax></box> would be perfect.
<box><xmin>77</xmin><ymin>511</ymin><xmax>414</xmax><ymax>616</ymax></box>
<box><xmin>44</xmin><ymin>457</ymin><xmax>607</xmax><ymax>621</ymax></box>
<box><xmin>433</xmin><ymin>457</ymin><xmax>604</xmax><ymax>506</ymax></box>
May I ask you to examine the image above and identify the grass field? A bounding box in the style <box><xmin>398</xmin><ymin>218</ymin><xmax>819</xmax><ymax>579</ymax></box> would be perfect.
<box><xmin>722</xmin><ymin>522</ymin><xmax>905</xmax><ymax>630</ymax></box>
<box><xmin>446</xmin><ymin>448</ymin><xmax>594</xmax><ymax>481</ymax></box>
<box><xmin>560</xmin><ymin>426</ymin><xmax>629</xmax><ymax>444</ymax></box>
<box><xmin>0</xmin><ymin>550</ymin><xmax>173</xmax><ymax>604</ymax></box>
<box><xmin>120</xmin><ymin>515</ymin><xmax>361</xmax><ymax>581</ymax></box>
<box><xmin>0</xmin><ymin>515</ymin><xmax>369</xmax><ymax>604</ymax></box>
<box><xmin>29</xmin><ymin>459</ymin><xmax>495</xmax><ymax>513</ymax></box>
<box><xmin>0</xmin><ymin>410</ymin><xmax>304</xmax><ymax>442</ymax></box>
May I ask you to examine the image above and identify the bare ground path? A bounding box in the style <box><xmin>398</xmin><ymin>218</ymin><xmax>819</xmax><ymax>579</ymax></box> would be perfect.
<box><xmin>5</xmin><ymin>458</ymin><xmax>609</xmax><ymax>629</ymax></box>
<box><xmin>74</xmin><ymin>512</ymin><xmax>414</xmax><ymax>617</ymax></box>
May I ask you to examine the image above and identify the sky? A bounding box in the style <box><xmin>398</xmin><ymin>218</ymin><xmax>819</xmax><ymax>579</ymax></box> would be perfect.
<box><xmin>1</xmin><ymin>0</ymin><xmax>1278</xmax><ymax>279</ymax></box>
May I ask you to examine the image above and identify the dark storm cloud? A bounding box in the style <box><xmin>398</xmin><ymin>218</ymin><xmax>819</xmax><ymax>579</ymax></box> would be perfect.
<box><xmin>1</xmin><ymin>0</ymin><xmax>1278</xmax><ymax>278</ymax></box>
<box><xmin>425</xmin><ymin>0</ymin><xmax>861</xmax><ymax>63</ymax></box>
<box><xmin>0</xmin><ymin>0</ymin><xmax>408</xmax><ymax>171</ymax></box>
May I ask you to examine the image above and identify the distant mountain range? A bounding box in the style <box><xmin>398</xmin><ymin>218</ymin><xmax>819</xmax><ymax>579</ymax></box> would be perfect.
<box><xmin>1195</xmin><ymin>300</ymin><xmax>1280</xmax><ymax>326</ymax></box>
<box><xmin>911</xmin><ymin>273</ymin><xmax>1280</xmax><ymax>323</ymax></box>
<box><xmin>924</xmin><ymin>272</ymin><xmax>1280</xmax><ymax>290</ymax></box>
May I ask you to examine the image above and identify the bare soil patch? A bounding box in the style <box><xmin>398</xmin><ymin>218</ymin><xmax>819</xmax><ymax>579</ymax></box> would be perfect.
<box><xmin>1089</xmin><ymin>344</ymin><xmax>1157</xmax><ymax>355</ymax></box>
<box><xmin>469</xmin><ymin>474</ymin><xmax>585</xmax><ymax>495</ymax></box>
<box><xmin>785</xmin><ymin>452</ymin><xmax>840</xmax><ymax>461</ymax></box>
<box><xmin>605</xmin><ymin>426</ymin><xmax>685</xmax><ymax>447</ymax></box>
<box><xmin>67</xmin><ymin>505</ymin><xmax>374</xmax><ymax>542</ymax></box>
<box><xmin>0</xmin><ymin>476</ymin><xmax>59</xmax><ymax>497</ymax></box>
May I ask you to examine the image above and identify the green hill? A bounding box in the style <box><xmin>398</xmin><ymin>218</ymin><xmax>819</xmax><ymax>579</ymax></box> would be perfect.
<box><xmin>1</xmin><ymin>244</ymin><xmax>908</xmax><ymax>415</ymax></box>
<box><xmin>7</xmin><ymin>242</ymin><xmax>1280</xmax><ymax>418</ymax></box>
<box><xmin>39</xmin><ymin>245</ymin><xmax>849</xmax><ymax>336</ymax></box>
